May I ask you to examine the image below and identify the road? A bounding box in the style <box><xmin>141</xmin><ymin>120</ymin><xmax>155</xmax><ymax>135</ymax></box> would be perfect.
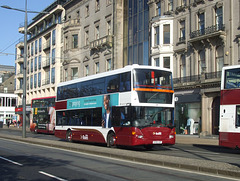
<box><xmin>1</xmin><ymin>129</ymin><xmax>239</xmax><ymax>167</ymax></box>
<box><xmin>0</xmin><ymin>138</ymin><xmax>238</xmax><ymax>181</ymax></box>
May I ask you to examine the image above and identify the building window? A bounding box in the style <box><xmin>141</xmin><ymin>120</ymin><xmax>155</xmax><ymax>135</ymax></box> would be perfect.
<box><xmin>85</xmin><ymin>5</ymin><xmax>89</xmax><ymax>17</ymax></box>
<box><xmin>107</xmin><ymin>58</ymin><xmax>111</xmax><ymax>71</ymax></box>
<box><xmin>156</xmin><ymin>2</ymin><xmax>161</xmax><ymax>16</ymax></box>
<box><xmin>198</xmin><ymin>13</ymin><xmax>205</xmax><ymax>35</ymax></box>
<box><xmin>38</xmin><ymin>72</ymin><xmax>41</xmax><ymax>87</ymax></box>
<box><xmin>52</xmin><ymin>49</ymin><xmax>55</xmax><ymax>64</ymax></box>
<box><xmin>215</xmin><ymin>6</ymin><xmax>223</xmax><ymax>30</ymax></box>
<box><xmin>34</xmin><ymin>74</ymin><xmax>37</xmax><ymax>88</ymax></box>
<box><xmin>51</xmin><ymin>67</ymin><xmax>55</xmax><ymax>84</ymax></box>
<box><xmin>31</xmin><ymin>42</ymin><xmax>34</xmax><ymax>56</ymax></box>
<box><xmin>35</xmin><ymin>40</ymin><xmax>38</xmax><ymax>54</ymax></box>
<box><xmin>85</xmin><ymin>30</ymin><xmax>89</xmax><ymax>46</ymax></box>
<box><xmin>163</xmin><ymin>24</ymin><xmax>170</xmax><ymax>44</ymax></box>
<box><xmin>216</xmin><ymin>46</ymin><xmax>224</xmax><ymax>71</ymax></box>
<box><xmin>95</xmin><ymin>0</ymin><xmax>100</xmax><ymax>11</ymax></box>
<box><xmin>38</xmin><ymin>55</ymin><xmax>41</xmax><ymax>70</ymax></box>
<box><xmin>31</xmin><ymin>59</ymin><xmax>33</xmax><ymax>73</ymax></box>
<box><xmin>179</xmin><ymin>20</ymin><xmax>185</xmax><ymax>42</ymax></box>
<box><xmin>154</xmin><ymin>26</ymin><xmax>160</xmax><ymax>46</ymax></box>
<box><xmin>181</xmin><ymin>54</ymin><xmax>186</xmax><ymax>77</ymax></box>
<box><xmin>95</xmin><ymin>25</ymin><xmax>100</xmax><ymax>40</ymax></box>
<box><xmin>163</xmin><ymin>57</ymin><xmax>170</xmax><ymax>69</ymax></box>
<box><xmin>180</xmin><ymin>0</ymin><xmax>186</xmax><ymax>6</ymax></box>
<box><xmin>71</xmin><ymin>68</ymin><xmax>78</xmax><ymax>80</ymax></box>
<box><xmin>168</xmin><ymin>0</ymin><xmax>173</xmax><ymax>11</ymax></box>
<box><xmin>39</xmin><ymin>38</ymin><xmax>42</xmax><ymax>52</ymax></box>
<box><xmin>154</xmin><ymin>57</ymin><xmax>160</xmax><ymax>67</ymax></box>
<box><xmin>34</xmin><ymin>57</ymin><xmax>37</xmax><ymax>71</ymax></box>
<box><xmin>95</xmin><ymin>62</ymin><xmax>99</xmax><ymax>74</ymax></box>
<box><xmin>30</xmin><ymin>75</ymin><xmax>33</xmax><ymax>89</ymax></box>
<box><xmin>52</xmin><ymin>29</ymin><xmax>56</xmax><ymax>45</ymax></box>
<box><xmin>107</xmin><ymin>20</ymin><xmax>111</xmax><ymax>35</ymax></box>
<box><xmin>85</xmin><ymin>65</ymin><xmax>89</xmax><ymax>76</ymax></box>
<box><xmin>199</xmin><ymin>50</ymin><xmax>206</xmax><ymax>74</ymax></box>
<box><xmin>72</xmin><ymin>34</ymin><xmax>78</xmax><ymax>48</ymax></box>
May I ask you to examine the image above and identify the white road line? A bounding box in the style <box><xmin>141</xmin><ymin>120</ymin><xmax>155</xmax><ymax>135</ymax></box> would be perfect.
<box><xmin>39</xmin><ymin>171</ymin><xmax>68</xmax><ymax>181</ymax></box>
<box><xmin>0</xmin><ymin>156</ymin><xmax>23</xmax><ymax>166</ymax></box>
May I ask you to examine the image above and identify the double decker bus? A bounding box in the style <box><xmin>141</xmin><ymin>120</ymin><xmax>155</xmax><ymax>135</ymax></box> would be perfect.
<box><xmin>30</xmin><ymin>96</ymin><xmax>56</xmax><ymax>134</ymax></box>
<box><xmin>219</xmin><ymin>65</ymin><xmax>240</xmax><ymax>149</ymax></box>
<box><xmin>55</xmin><ymin>65</ymin><xmax>175</xmax><ymax>148</ymax></box>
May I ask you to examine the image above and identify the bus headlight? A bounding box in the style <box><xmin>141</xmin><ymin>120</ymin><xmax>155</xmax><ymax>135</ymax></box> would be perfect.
<box><xmin>138</xmin><ymin>135</ymin><xmax>143</xmax><ymax>139</ymax></box>
<box><xmin>169</xmin><ymin>135</ymin><xmax>174</xmax><ymax>139</ymax></box>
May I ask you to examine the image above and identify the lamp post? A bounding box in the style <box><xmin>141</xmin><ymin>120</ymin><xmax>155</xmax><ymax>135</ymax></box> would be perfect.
<box><xmin>1</xmin><ymin>1</ymin><xmax>48</xmax><ymax>138</ymax></box>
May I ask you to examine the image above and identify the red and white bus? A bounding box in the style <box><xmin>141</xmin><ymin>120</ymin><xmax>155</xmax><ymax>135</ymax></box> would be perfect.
<box><xmin>30</xmin><ymin>96</ymin><xmax>56</xmax><ymax>134</ymax></box>
<box><xmin>219</xmin><ymin>65</ymin><xmax>240</xmax><ymax>149</ymax></box>
<box><xmin>55</xmin><ymin>65</ymin><xmax>175</xmax><ymax>148</ymax></box>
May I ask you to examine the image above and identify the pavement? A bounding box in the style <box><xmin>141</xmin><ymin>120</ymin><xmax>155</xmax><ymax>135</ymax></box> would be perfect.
<box><xmin>0</xmin><ymin>125</ymin><xmax>239</xmax><ymax>179</ymax></box>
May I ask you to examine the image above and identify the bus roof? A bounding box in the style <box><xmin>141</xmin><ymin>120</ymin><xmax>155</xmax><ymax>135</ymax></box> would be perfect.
<box><xmin>57</xmin><ymin>65</ymin><xmax>171</xmax><ymax>88</ymax></box>
<box><xmin>222</xmin><ymin>64</ymin><xmax>240</xmax><ymax>71</ymax></box>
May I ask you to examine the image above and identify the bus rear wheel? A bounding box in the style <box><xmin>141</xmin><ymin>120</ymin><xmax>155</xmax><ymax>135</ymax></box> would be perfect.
<box><xmin>107</xmin><ymin>132</ymin><xmax>116</xmax><ymax>148</ymax></box>
<box><xmin>66</xmin><ymin>130</ymin><xmax>73</xmax><ymax>142</ymax></box>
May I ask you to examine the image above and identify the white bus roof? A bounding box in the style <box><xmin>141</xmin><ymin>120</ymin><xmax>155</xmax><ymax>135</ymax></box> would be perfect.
<box><xmin>57</xmin><ymin>65</ymin><xmax>171</xmax><ymax>88</ymax></box>
<box><xmin>222</xmin><ymin>64</ymin><xmax>240</xmax><ymax>71</ymax></box>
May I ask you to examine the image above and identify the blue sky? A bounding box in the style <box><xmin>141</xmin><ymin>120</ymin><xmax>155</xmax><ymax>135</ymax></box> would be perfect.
<box><xmin>0</xmin><ymin>0</ymin><xmax>56</xmax><ymax>67</ymax></box>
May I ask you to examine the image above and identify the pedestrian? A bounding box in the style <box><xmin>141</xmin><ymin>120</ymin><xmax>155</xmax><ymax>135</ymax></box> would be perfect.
<box><xmin>7</xmin><ymin>121</ymin><xmax>10</xmax><ymax>128</ymax></box>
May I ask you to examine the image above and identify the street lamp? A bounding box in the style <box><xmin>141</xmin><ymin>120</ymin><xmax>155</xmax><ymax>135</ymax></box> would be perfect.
<box><xmin>1</xmin><ymin>1</ymin><xmax>48</xmax><ymax>138</ymax></box>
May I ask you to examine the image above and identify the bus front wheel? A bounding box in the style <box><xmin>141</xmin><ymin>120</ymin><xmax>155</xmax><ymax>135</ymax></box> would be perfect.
<box><xmin>66</xmin><ymin>130</ymin><xmax>73</xmax><ymax>142</ymax></box>
<box><xmin>107</xmin><ymin>132</ymin><xmax>116</xmax><ymax>148</ymax></box>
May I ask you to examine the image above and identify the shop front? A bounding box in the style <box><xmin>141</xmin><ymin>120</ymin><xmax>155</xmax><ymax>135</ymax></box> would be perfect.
<box><xmin>175</xmin><ymin>89</ymin><xmax>201</xmax><ymax>135</ymax></box>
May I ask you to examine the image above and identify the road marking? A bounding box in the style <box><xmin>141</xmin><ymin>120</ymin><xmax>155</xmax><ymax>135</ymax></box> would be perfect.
<box><xmin>0</xmin><ymin>156</ymin><xmax>23</xmax><ymax>166</ymax></box>
<box><xmin>39</xmin><ymin>171</ymin><xmax>68</xmax><ymax>181</ymax></box>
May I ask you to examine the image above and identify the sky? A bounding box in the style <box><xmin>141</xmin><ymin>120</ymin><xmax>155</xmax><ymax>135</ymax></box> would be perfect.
<box><xmin>0</xmin><ymin>0</ymin><xmax>56</xmax><ymax>67</ymax></box>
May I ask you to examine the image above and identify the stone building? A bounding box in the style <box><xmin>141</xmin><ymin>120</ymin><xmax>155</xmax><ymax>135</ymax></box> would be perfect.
<box><xmin>14</xmin><ymin>0</ymin><xmax>240</xmax><ymax>136</ymax></box>
<box><xmin>148</xmin><ymin>0</ymin><xmax>240</xmax><ymax>136</ymax></box>
<box><xmin>61</xmin><ymin>0</ymin><xmax>124</xmax><ymax>81</ymax></box>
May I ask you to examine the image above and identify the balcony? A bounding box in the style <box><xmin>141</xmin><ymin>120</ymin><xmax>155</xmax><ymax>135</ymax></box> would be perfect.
<box><xmin>16</xmin><ymin>70</ymin><xmax>23</xmax><ymax>78</ymax></box>
<box><xmin>43</xmin><ymin>40</ymin><xmax>51</xmax><ymax>51</ymax></box>
<box><xmin>15</xmin><ymin>85</ymin><xmax>23</xmax><ymax>94</ymax></box>
<box><xmin>90</xmin><ymin>35</ymin><xmax>112</xmax><ymax>51</ymax></box>
<box><xmin>42</xmin><ymin>58</ymin><xmax>50</xmax><ymax>68</ymax></box>
<box><xmin>173</xmin><ymin>71</ymin><xmax>221</xmax><ymax>85</ymax></box>
<box><xmin>63</xmin><ymin>19</ymin><xmax>80</xmax><ymax>30</ymax></box>
<box><xmin>42</xmin><ymin>79</ymin><xmax>50</xmax><ymax>86</ymax></box>
<box><xmin>190</xmin><ymin>24</ymin><xmax>225</xmax><ymax>40</ymax></box>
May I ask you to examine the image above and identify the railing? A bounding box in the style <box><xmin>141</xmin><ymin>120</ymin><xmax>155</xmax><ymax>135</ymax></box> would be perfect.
<box><xmin>43</xmin><ymin>40</ymin><xmax>51</xmax><ymax>50</ymax></box>
<box><xmin>190</xmin><ymin>24</ymin><xmax>225</xmax><ymax>39</ymax></box>
<box><xmin>42</xmin><ymin>79</ymin><xmax>50</xmax><ymax>85</ymax></box>
<box><xmin>90</xmin><ymin>35</ymin><xmax>112</xmax><ymax>50</ymax></box>
<box><xmin>42</xmin><ymin>58</ymin><xmax>50</xmax><ymax>68</ymax></box>
<box><xmin>63</xmin><ymin>19</ymin><xmax>80</xmax><ymax>29</ymax></box>
<box><xmin>173</xmin><ymin>71</ymin><xmax>221</xmax><ymax>84</ymax></box>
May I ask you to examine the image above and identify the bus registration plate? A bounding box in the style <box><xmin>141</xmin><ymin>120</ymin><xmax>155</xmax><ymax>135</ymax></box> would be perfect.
<box><xmin>153</xmin><ymin>141</ymin><xmax>162</xmax><ymax>144</ymax></box>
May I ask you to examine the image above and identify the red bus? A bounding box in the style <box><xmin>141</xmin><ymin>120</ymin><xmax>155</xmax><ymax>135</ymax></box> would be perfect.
<box><xmin>55</xmin><ymin>65</ymin><xmax>175</xmax><ymax>148</ymax></box>
<box><xmin>219</xmin><ymin>65</ymin><xmax>240</xmax><ymax>149</ymax></box>
<box><xmin>30</xmin><ymin>96</ymin><xmax>56</xmax><ymax>134</ymax></box>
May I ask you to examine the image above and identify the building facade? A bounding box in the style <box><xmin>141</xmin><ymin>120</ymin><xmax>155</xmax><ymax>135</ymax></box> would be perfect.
<box><xmin>0</xmin><ymin>64</ymin><xmax>17</xmax><ymax>125</ymax></box>
<box><xmin>14</xmin><ymin>0</ymin><xmax>66</xmax><ymax>126</ymax></box>
<box><xmin>61</xmin><ymin>0</ymin><xmax>125</xmax><ymax>80</ymax></box>
<box><xmin>14</xmin><ymin>0</ymin><xmax>240</xmax><ymax>135</ymax></box>
<box><xmin>148</xmin><ymin>0</ymin><xmax>240</xmax><ymax>136</ymax></box>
